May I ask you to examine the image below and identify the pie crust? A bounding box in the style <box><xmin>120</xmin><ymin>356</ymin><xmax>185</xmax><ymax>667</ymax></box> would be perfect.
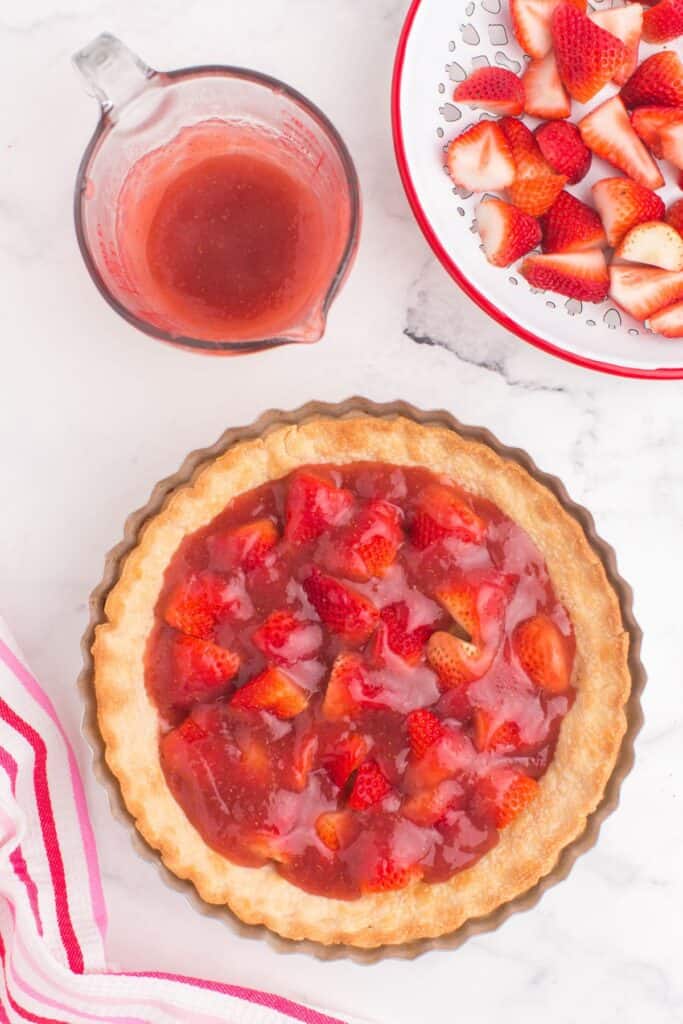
<box><xmin>92</xmin><ymin>414</ymin><xmax>631</xmax><ymax>948</ymax></box>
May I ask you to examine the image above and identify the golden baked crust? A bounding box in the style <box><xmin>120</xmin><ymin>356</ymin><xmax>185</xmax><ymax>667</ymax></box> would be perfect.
<box><xmin>92</xmin><ymin>415</ymin><xmax>631</xmax><ymax>948</ymax></box>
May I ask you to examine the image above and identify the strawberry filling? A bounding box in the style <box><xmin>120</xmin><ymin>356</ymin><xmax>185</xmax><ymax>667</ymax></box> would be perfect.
<box><xmin>147</xmin><ymin>462</ymin><xmax>575</xmax><ymax>900</ymax></box>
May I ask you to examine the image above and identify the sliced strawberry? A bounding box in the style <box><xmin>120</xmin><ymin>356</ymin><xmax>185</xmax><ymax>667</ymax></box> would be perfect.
<box><xmin>427</xmin><ymin>631</ymin><xmax>481</xmax><ymax>689</ymax></box>
<box><xmin>321</xmin><ymin>653</ymin><xmax>365</xmax><ymax>719</ymax></box>
<box><xmin>551</xmin><ymin>4</ymin><xmax>628</xmax><ymax>103</ymax></box>
<box><xmin>500</xmin><ymin>117</ymin><xmax>567</xmax><ymax>217</ymax></box>
<box><xmin>446</xmin><ymin>121</ymin><xmax>516</xmax><ymax>192</ymax></box>
<box><xmin>649</xmin><ymin>300</ymin><xmax>683</xmax><ymax>336</ymax></box>
<box><xmin>592</xmin><ymin>176</ymin><xmax>665</xmax><ymax>247</ymax></box>
<box><xmin>660</xmin><ymin>121</ymin><xmax>683</xmax><ymax>171</ymax></box>
<box><xmin>590</xmin><ymin>4</ymin><xmax>643</xmax><ymax>85</ymax></box>
<box><xmin>477</xmin><ymin>197</ymin><xmax>541</xmax><ymax>268</ymax></box>
<box><xmin>621</xmin><ymin>52</ymin><xmax>683</xmax><ymax>108</ymax></box>
<box><xmin>666</xmin><ymin>198</ymin><xmax>683</xmax><ymax>234</ymax></box>
<box><xmin>333</xmin><ymin>499</ymin><xmax>403</xmax><ymax>580</ymax></box>
<box><xmin>209</xmin><ymin>518</ymin><xmax>278</xmax><ymax>572</ymax></box>
<box><xmin>284</xmin><ymin>470</ymin><xmax>353</xmax><ymax>544</ymax></box>
<box><xmin>241</xmin><ymin>831</ymin><xmax>291</xmax><ymax>865</ymax></box>
<box><xmin>578</xmin><ymin>96</ymin><xmax>664</xmax><ymax>191</ymax></box>
<box><xmin>361</xmin><ymin>856</ymin><xmax>422</xmax><ymax>894</ymax></box>
<box><xmin>521</xmin><ymin>250</ymin><xmax>609</xmax><ymax>302</ymax></box>
<box><xmin>377</xmin><ymin>601</ymin><xmax>435</xmax><ymax>665</ymax></box>
<box><xmin>642</xmin><ymin>0</ymin><xmax>683</xmax><ymax>43</ymax></box>
<box><xmin>303</xmin><ymin>568</ymin><xmax>379</xmax><ymax>644</ymax></box>
<box><xmin>406</xmin><ymin>708</ymin><xmax>445</xmax><ymax>760</ymax></box>
<box><xmin>615</xmin><ymin>221</ymin><xmax>683</xmax><ymax>271</ymax></box>
<box><xmin>534</xmin><ymin>122</ymin><xmax>592</xmax><ymax>185</ymax></box>
<box><xmin>289</xmin><ymin>730</ymin><xmax>318</xmax><ymax>792</ymax></box>
<box><xmin>315</xmin><ymin>811</ymin><xmax>358</xmax><ymax>852</ymax></box>
<box><xmin>236</xmin><ymin>735</ymin><xmax>272</xmax><ymax>785</ymax></box>
<box><xmin>472</xmin><ymin>768</ymin><xmax>540</xmax><ymax>829</ymax></box>
<box><xmin>348</xmin><ymin>760</ymin><xmax>391</xmax><ymax>810</ymax></box>
<box><xmin>428</xmin><ymin>576</ymin><xmax>506</xmax><ymax>687</ymax></box>
<box><xmin>406</xmin><ymin>727</ymin><xmax>474</xmax><ymax>790</ymax></box>
<box><xmin>174</xmin><ymin>716</ymin><xmax>208</xmax><ymax>745</ymax></box>
<box><xmin>163</xmin><ymin>571</ymin><xmax>237</xmax><ymax>640</ymax></box>
<box><xmin>609</xmin><ymin>264</ymin><xmax>683</xmax><ymax>319</ymax></box>
<box><xmin>473</xmin><ymin>710</ymin><xmax>522</xmax><ymax>753</ymax></box>
<box><xmin>513</xmin><ymin>615</ymin><xmax>571</xmax><ymax>694</ymax></box>
<box><xmin>324</xmin><ymin>732</ymin><xmax>369</xmax><ymax>786</ymax></box>
<box><xmin>410</xmin><ymin>482</ymin><xmax>486</xmax><ymax>550</ymax></box>
<box><xmin>231</xmin><ymin>667</ymin><xmax>308</xmax><ymax>719</ymax></box>
<box><xmin>453</xmin><ymin>67</ymin><xmax>524</xmax><ymax>115</ymax></box>
<box><xmin>631</xmin><ymin>107</ymin><xmax>683</xmax><ymax>159</ymax></box>
<box><xmin>251</xmin><ymin>609</ymin><xmax>322</xmax><ymax>665</ymax></box>
<box><xmin>540</xmin><ymin>191</ymin><xmax>606</xmax><ymax>254</ymax></box>
<box><xmin>171</xmin><ymin>635</ymin><xmax>240</xmax><ymax>707</ymax></box>
<box><xmin>522</xmin><ymin>52</ymin><xmax>571</xmax><ymax>120</ymax></box>
<box><xmin>511</xmin><ymin>0</ymin><xmax>585</xmax><ymax>59</ymax></box>
<box><xmin>402</xmin><ymin>780</ymin><xmax>463</xmax><ymax>827</ymax></box>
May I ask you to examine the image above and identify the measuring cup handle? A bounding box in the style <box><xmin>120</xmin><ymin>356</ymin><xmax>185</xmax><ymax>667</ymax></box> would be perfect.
<box><xmin>72</xmin><ymin>33</ymin><xmax>155</xmax><ymax>116</ymax></box>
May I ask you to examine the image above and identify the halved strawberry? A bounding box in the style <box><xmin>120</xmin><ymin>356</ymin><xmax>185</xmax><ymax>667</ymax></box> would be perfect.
<box><xmin>427</xmin><ymin>631</ymin><xmax>482</xmax><ymax>689</ymax></box>
<box><xmin>590</xmin><ymin>4</ymin><xmax>643</xmax><ymax>85</ymax></box>
<box><xmin>477</xmin><ymin>197</ymin><xmax>541</xmax><ymax>268</ymax></box>
<box><xmin>303</xmin><ymin>568</ymin><xmax>379</xmax><ymax>644</ymax></box>
<box><xmin>315</xmin><ymin>811</ymin><xmax>358</xmax><ymax>851</ymax></box>
<box><xmin>472</xmin><ymin>710</ymin><xmax>522</xmax><ymax>753</ymax></box>
<box><xmin>378</xmin><ymin>601</ymin><xmax>434</xmax><ymax>665</ymax></box>
<box><xmin>405</xmin><ymin>727</ymin><xmax>474</xmax><ymax>790</ymax></box>
<box><xmin>500</xmin><ymin>117</ymin><xmax>567</xmax><ymax>217</ymax></box>
<box><xmin>410</xmin><ymin>482</ymin><xmax>486</xmax><ymax>550</ymax></box>
<box><xmin>361</xmin><ymin>856</ymin><xmax>422</xmax><ymax>894</ymax></box>
<box><xmin>322</xmin><ymin>653</ymin><xmax>372</xmax><ymax>719</ymax></box>
<box><xmin>428</xmin><ymin>577</ymin><xmax>506</xmax><ymax>687</ymax></box>
<box><xmin>324</xmin><ymin>732</ymin><xmax>369</xmax><ymax>786</ymax></box>
<box><xmin>534</xmin><ymin>122</ymin><xmax>592</xmax><ymax>185</ymax></box>
<box><xmin>284</xmin><ymin>470</ymin><xmax>354</xmax><ymax>544</ymax></box>
<box><xmin>666</xmin><ymin>199</ymin><xmax>683</xmax><ymax>234</ymax></box>
<box><xmin>520</xmin><ymin>250</ymin><xmax>609</xmax><ymax>302</ymax></box>
<box><xmin>642</xmin><ymin>0</ymin><xmax>683</xmax><ymax>43</ymax></box>
<box><xmin>522</xmin><ymin>52</ymin><xmax>571</xmax><ymax>120</ymax></box>
<box><xmin>578</xmin><ymin>96</ymin><xmax>664</xmax><ymax>190</ymax></box>
<box><xmin>453</xmin><ymin>66</ymin><xmax>524</xmax><ymax>115</ymax></box>
<box><xmin>402</xmin><ymin>779</ymin><xmax>463</xmax><ymax>826</ymax></box>
<box><xmin>592</xmin><ymin>176</ymin><xmax>665</xmax><ymax>247</ymax></box>
<box><xmin>231</xmin><ymin>667</ymin><xmax>308</xmax><ymax>718</ymax></box>
<box><xmin>348</xmin><ymin>760</ymin><xmax>391</xmax><ymax>810</ymax></box>
<box><xmin>615</xmin><ymin>221</ymin><xmax>683</xmax><ymax>271</ymax></box>
<box><xmin>513</xmin><ymin>615</ymin><xmax>571</xmax><ymax>693</ymax></box>
<box><xmin>609</xmin><ymin>264</ymin><xmax>683</xmax><ymax>319</ymax></box>
<box><xmin>621</xmin><ymin>52</ymin><xmax>683</xmax><ymax>108</ymax></box>
<box><xmin>406</xmin><ymin>708</ymin><xmax>445</xmax><ymax>760</ymax></box>
<box><xmin>445</xmin><ymin>121</ymin><xmax>516</xmax><ymax>192</ymax></box>
<box><xmin>251</xmin><ymin>609</ymin><xmax>322</xmax><ymax>665</ymax></box>
<box><xmin>236</xmin><ymin>736</ymin><xmax>272</xmax><ymax>785</ymax></box>
<box><xmin>171</xmin><ymin>635</ymin><xmax>240</xmax><ymax>707</ymax></box>
<box><xmin>551</xmin><ymin>4</ymin><xmax>628</xmax><ymax>103</ymax></box>
<box><xmin>540</xmin><ymin>191</ymin><xmax>606</xmax><ymax>253</ymax></box>
<box><xmin>510</xmin><ymin>0</ymin><xmax>585</xmax><ymax>59</ymax></box>
<box><xmin>333</xmin><ymin>499</ymin><xmax>403</xmax><ymax>580</ymax></box>
<box><xmin>631</xmin><ymin>107</ymin><xmax>683</xmax><ymax>159</ymax></box>
<box><xmin>649</xmin><ymin>300</ymin><xmax>683</xmax><ymax>336</ymax></box>
<box><xmin>163</xmin><ymin>571</ymin><xmax>236</xmax><ymax>640</ymax></box>
<box><xmin>208</xmin><ymin>518</ymin><xmax>278</xmax><ymax>572</ymax></box>
<box><xmin>660</xmin><ymin>121</ymin><xmax>683</xmax><ymax>170</ymax></box>
<box><xmin>472</xmin><ymin>768</ymin><xmax>540</xmax><ymax>829</ymax></box>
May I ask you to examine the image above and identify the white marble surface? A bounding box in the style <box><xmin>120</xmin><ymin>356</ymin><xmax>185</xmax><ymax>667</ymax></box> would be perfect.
<box><xmin>2</xmin><ymin>1</ymin><xmax>683</xmax><ymax>1021</ymax></box>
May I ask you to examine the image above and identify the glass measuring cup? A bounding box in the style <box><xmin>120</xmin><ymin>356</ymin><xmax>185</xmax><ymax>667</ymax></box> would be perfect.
<box><xmin>73</xmin><ymin>34</ymin><xmax>361</xmax><ymax>354</ymax></box>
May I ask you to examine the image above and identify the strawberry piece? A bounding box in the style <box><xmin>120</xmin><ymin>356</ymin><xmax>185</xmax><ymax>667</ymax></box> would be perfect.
<box><xmin>427</xmin><ymin>631</ymin><xmax>482</xmax><ymax>688</ymax></box>
<box><xmin>406</xmin><ymin>727</ymin><xmax>474</xmax><ymax>790</ymax></box>
<box><xmin>551</xmin><ymin>4</ymin><xmax>628</xmax><ymax>103</ymax></box>
<box><xmin>361</xmin><ymin>857</ymin><xmax>422</xmax><ymax>894</ymax></box>
<box><xmin>540</xmin><ymin>191</ymin><xmax>606</xmax><ymax>254</ymax></box>
<box><xmin>473</xmin><ymin>709</ymin><xmax>522</xmax><ymax>752</ymax></box>
<box><xmin>513</xmin><ymin>615</ymin><xmax>571</xmax><ymax>693</ymax></box>
<box><xmin>642</xmin><ymin>0</ymin><xmax>683</xmax><ymax>43</ymax></box>
<box><xmin>631</xmin><ymin>107</ymin><xmax>683</xmax><ymax>159</ymax></box>
<box><xmin>315</xmin><ymin>811</ymin><xmax>358</xmax><ymax>852</ymax></box>
<box><xmin>592</xmin><ymin>176</ymin><xmax>665</xmax><ymax>247</ymax></box>
<box><xmin>321</xmin><ymin>653</ymin><xmax>366</xmax><ymax>719</ymax></box>
<box><xmin>534</xmin><ymin>122</ymin><xmax>592</xmax><ymax>185</ymax></box>
<box><xmin>477</xmin><ymin>197</ymin><xmax>541</xmax><ymax>268</ymax></box>
<box><xmin>660</xmin><ymin>121</ymin><xmax>683</xmax><ymax>171</ymax></box>
<box><xmin>303</xmin><ymin>568</ymin><xmax>379</xmax><ymax>644</ymax></box>
<box><xmin>578</xmin><ymin>96</ymin><xmax>664</xmax><ymax>191</ymax></box>
<box><xmin>324</xmin><ymin>732</ymin><xmax>369</xmax><ymax>786</ymax></box>
<box><xmin>231</xmin><ymin>667</ymin><xmax>308</xmax><ymax>718</ymax></box>
<box><xmin>428</xmin><ymin>576</ymin><xmax>507</xmax><ymax>687</ymax></box>
<box><xmin>615</xmin><ymin>221</ymin><xmax>683</xmax><ymax>271</ymax></box>
<box><xmin>410</xmin><ymin>482</ymin><xmax>486</xmax><ymax>550</ymax></box>
<box><xmin>378</xmin><ymin>601</ymin><xmax>435</xmax><ymax>665</ymax></box>
<box><xmin>453</xmin><ymin>67</ymin><xmax>524</xmax><ymax>115</ymax></box>
<box><xmin>171</xmin><ymin>635</ymin><xmax>240</xmax><ymax>707</ymax></box>
<box><xmin>284</xmin><ymin>470</ymin><xmax>353</xmax><ymax>544</ymax></box>
<box><xmin>473</xmin><ymin>768</ymin><xmax>540</xmax><ymax>829</ymax></box>
<box><xmin>590</xmin><ymin>4</ymin><xmax>643</xmax><ymax>85</ymax></box>
<box><xmin>176</xmin><ymin>717</ymin><xmax>208</xmax><ymax>745</ymax></box>
<box><xmin>209</xmin><ymin>518</ymin><xmax>278</xmax><ymax>573</ymax></box>
<box><xmin>342</xmin><ymin>499</ymin><xmax>403</xmax><ymax>580</ymax></box>
<box><xmin>521</xmin><ymin>250</ymin><xmax>609</xmax><ymax>303</ymax></box>
<box><xmin>500</xmin><ymin>117</ymin><xmax>567</xmax><ymax>217</ymax></box>
<box><xmin>402</xmin><ymin>780</ymin><xmax>463</xmax><ymax>826</ymax></box>
<box><xmin>510</xmin><ymin>0</ymin><xmax>585</xmax><ymax>59</ymax></box>
<box><xmin>621</xmin><ymin>52</ymin><xmax>683</xmax><ymax>108</ymax></box>
<box><xmin>251</xmin><ymin>609</ymin><xmax>321</xmax><ymax>665</ymax></box>
<box><xmin>610</xmin><ymin>265</ymin><xmax>683</xmax><ymax>320</ymax></box>
<box><xmin>163</xmin><ymin>571</ymin><xmax>236</xmax><ymax>640</ymax></box>
<box><xmin>522</xmin><ymin>52</ymin><xmax>571</xmax><ymax>120</ymax></box>
<box><xmin>649</xmin><ymin>300</ymin><xmax>683</xmax><ymax>336</ymax></box>
<box><xmin>348</xmin><ymin>760</ymin><xmax>391</xmax><ymax>810</ymax></box>
<box><xmin>446</xmin><ymin>121</ymin><xmax>516</xmax><ymax>192</ymax></box>
<box><xmin>666</xmin><ymin>199</ymin><xmax>683</xmax><ymax>234</ymax></box>
<box><xmin>289</xmin><ymin>731</ymin><xmax>318</xmax><ymax>792</ymax></box>
<box><xmin>406</xmin><ymin>709</ymin><xmax>445</xmax><ymax>760</ymax></box>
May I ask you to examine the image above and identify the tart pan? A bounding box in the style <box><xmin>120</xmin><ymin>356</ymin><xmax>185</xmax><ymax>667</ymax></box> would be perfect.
<box><xmin>78</xmin><ymin>397</ymin><xmax>646</xmax><ymax>961</ymax></box>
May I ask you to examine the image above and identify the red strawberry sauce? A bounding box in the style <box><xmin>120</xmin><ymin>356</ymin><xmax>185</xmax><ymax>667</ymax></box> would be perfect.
<box><xmin>146</xmin><ymin>463</ymin><xmax>575</xmax><ymax>899</ymax></box>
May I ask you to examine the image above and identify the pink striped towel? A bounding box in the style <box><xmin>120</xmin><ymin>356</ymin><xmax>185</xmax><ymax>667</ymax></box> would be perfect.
<box><xmin>0</xmin><ymin>618</ymin><xmax>365</xmax><ymax>1024</ymax></box>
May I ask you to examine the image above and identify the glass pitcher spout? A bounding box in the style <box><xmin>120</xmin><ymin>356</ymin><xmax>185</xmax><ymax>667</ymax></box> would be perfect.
<box><xmin>73</xmin><ymin>33</ymin><xmax>155</xmax><ymax>117</ymax></box>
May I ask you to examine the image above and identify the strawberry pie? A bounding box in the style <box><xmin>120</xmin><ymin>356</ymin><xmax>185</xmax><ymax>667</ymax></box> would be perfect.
<box><xmin>92</xmin><ymin>415</ymin><xmax>631</xmax><ymax>947</ymax></box>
